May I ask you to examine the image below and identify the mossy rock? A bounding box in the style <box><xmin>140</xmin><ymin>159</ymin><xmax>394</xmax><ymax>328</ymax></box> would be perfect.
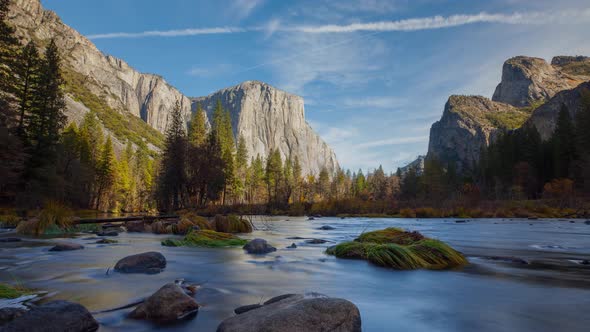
<box><xmin>326</xmin><ymin>228</ymin><xmax>467</xmax><ymax>270</ymax></box>
<box><xmin>213</xmin><ymin>215</ymin><xmax>253</xmax><ymax>233</ymax></box>
<box><xmin>162</xmin><ymin>230</ymin><xmax>248</xmax><ymax>248</ymax></box>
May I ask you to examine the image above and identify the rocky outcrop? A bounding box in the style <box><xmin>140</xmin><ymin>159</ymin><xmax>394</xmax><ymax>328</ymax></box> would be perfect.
<box><xmin>427</xmin><ymin>96</ymin><xmax>521</xmax><ymax>171</ymax></box>
<box><xmin>193</xmin><ymin>81</ymin><xmax>338</xmax><ymax>175</ymax></box>
<box><xmin>524</xmin><ymin>82</ymin><xmax>590</xmax><ymax>140</ymax></box>
<box><xmin>398</xmin><ymin>155</ymin><xmax>425</xmax><ymax>176</ymax></box>
<box><xmin>0</xmin><ymin>300</ymin><xmax>99</xmax><ymax>332</ymax></box>
<box><xmin>492</xmin><ymin>56</ymin><xmax>589</xmax><ymax>107</ymax></box>
<box><xmin>427</xmin><ymin>54</ymin><xmax>589</xmax><ymax>172</ymax></box>
<box><xmin>217</xmin><ymin>293</ymin><xmax>361</xmax><ymax>332</ymax></box>
<box><xmin>7</xmin><ymin>0</ymin><xmax>338</xmax><ymax>175</ymax></box>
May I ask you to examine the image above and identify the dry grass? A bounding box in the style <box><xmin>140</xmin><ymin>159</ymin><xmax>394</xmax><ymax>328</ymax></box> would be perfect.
<box><xmin>326</xmin><ymin>228</ymin><xmax>467</xmax><ymax>270</ymax></box>
<box><xmin>213</xmin><ymin>215</ymin><xmax>253</xmax><ymax>233</ymax></box>
<box><xmin>16</xmin><ymin>201</ymin><xmax>73</xmax><ymax>236</ymax></box>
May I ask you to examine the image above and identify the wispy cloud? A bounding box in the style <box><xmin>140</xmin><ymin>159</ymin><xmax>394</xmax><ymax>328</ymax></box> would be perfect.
<box><xmin>354</xmin><ymin>135</ymin><xmax>429</xmax><ymax>149</ymax></box>
<box><xmin>88</xmin><ymin>27</ymin><xmax>245</xmax><ymax>40</ymax></box>
<box><xmin>87</xmin><ymin>9</ymin><xmax>590</xmax><ymax>40</ymax></box>
<box><xmin>342</xmin><ymin>96</ymin><xmax>407</xmax><ymax>109</ymax></box>
<box><xmin>186</xmin><ymin>64</ymin><xmax>235</xmax><ymax>77</ymax></box>
<box><xmin>229</xmin><ymin>0</ymin><xmax>266</xmax><ymax>20</ymax></box>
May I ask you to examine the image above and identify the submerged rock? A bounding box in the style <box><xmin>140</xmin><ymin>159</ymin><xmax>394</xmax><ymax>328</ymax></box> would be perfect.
<box><xmin>218</xmin><ymin>293</ymin><xmax>361</xmax><ymax>332</ymax></box>
<box><xmin>129</xmin><ymin>283</ymin><xmax>199</xmax><ymax>323</ymax></box>
<box><xmin>0</xmin><ymin>237</ymin><xmax>22</xmax><ymax>243</ymax></box>
<box><xmin>96</xmin><ymin>238</ymin><xmax>117</xmax><ymax>244</ymax></box>
<box><xmin>318</xmin><ymin>225</ymin><xmax>335</xmax><ymax>230</ymax></box>
<box><xmin>305</xmin><ymin>239</ymin><xmax>328</xmax><ymax>244</ymax></box>
<box><xmin>287</xmin><ymin>243</ymin><xmax>297</xmax><ymax>249</ymax></box>
<box><xmin>486</xmin><ymin>256</ymin><xmax>528</xmax><ymax>265</ymax></box>
<box><xmin>114</xmin><ymin>252</ymin><xmax>166</xmax><ymax>274</ymax></box>
<box><xmin>243</xmin><ymin>239</ymin><xmax>277</xmax><ymax>254</ymax></box>
<box><xmin>49</xmin><ymin>242</ymin><xmax>84</xmax><ymax>251</ymax></box>
<box><xmin>0</xmin><ymin>308</ymin><xmax>26</xmax><ymax>326</ymax></box>
<box><xmin>97</xmin><ymin>230</ymin><xmax>118</xmax><ymax>236</ymax></box>
<box><xmin>0</xmin><ymin>300</ymin><xmax>98</xmax><ymax>332</ymax></box>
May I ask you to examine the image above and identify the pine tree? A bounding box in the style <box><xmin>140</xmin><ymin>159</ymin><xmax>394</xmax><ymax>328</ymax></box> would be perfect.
<box><xmin>95</xmin><ymin>136</ymin><xmax>116</xmax><ymax>210</ymax></box>
<box><xmin>0</xmin><ymin>0</ymin><xmax>20</xmax><ymax>112</ymax></box>
<box><xmin>552</xmin><ymin>104</ymin><xmax>576</xmax><ymax>178</ymax></box>
<box><xmin>13</xmin><ymin>42</ymin><xmax>41</xmax><ymax>139</ymax></box>
<box><xmin>157</xmin><ymin>101</ymin><xmax>188</xmax><ymax>211</ymax></box>
<box><xmin>188</xmin><ymin>103</ymin><xmax>207</xmax><ymax>147</ymax></box>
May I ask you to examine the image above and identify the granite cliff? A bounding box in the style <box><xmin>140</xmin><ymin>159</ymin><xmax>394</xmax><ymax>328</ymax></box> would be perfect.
<box><xmin>427</xmin><ymin>55</ymin><xmax>590</xmax><ymax>172</ymax></box>
<box><xmin>7</xmin><ymin>0</ymin><xmax>337</xmax><ymax>174</ymax></box>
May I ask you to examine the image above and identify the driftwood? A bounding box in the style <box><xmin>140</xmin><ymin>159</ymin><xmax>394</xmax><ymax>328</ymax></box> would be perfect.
<box><xmin>74</xmin><ymin>215</ymin><xmax>179</xmax><ymax>225</ymax></box>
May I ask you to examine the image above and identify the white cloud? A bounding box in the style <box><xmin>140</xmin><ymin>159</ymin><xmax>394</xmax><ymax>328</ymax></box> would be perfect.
<box><xmin>88</xmin><ymin>27</ymin><xmax>245</xmax><ymax>39</ymax></box>
<box><xmin>229</xmin><ymin>0</ymin><xmax>266</xmax><ymax>20</ymax></box>
<box><xmin>354</xmin><ymin>135</ymin><xmax>429</xmax><ymax>149</ymax></box>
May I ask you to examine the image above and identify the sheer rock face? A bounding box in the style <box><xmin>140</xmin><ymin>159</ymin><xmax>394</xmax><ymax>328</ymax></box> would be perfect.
<box><xmin>193</xmin><ymin>81</ymin><xmax>338</xmax><ymax>175</ymax></box>
<box><xmin>8</xmin><ymin>0</ymin><xmax>192</xmax><ymax>133</ymax></box>
<box><xmin>427</xmin><ymin>96</ymin><xmax>517</xmax><ymax>171</ymax></box>
<box><xmin>524</xmin><ymin>82</ymin><xmax>590</xmax><ymax>140</ymax></box>
<box><xmin>492</xmin><ymin>56</ymin><xmax>588</xmax><ymax>107</ymax></box>
<box><xmin>7</xmin><ymin>0</ymin><xmax>337</xmax><ymax>175</ymax></box>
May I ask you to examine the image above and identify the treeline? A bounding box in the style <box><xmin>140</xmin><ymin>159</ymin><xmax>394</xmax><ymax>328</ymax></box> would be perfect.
<box><xmin>0</xmin><ymin>2</ymin><xmax>153</xmax><ymax>212</ymax></box>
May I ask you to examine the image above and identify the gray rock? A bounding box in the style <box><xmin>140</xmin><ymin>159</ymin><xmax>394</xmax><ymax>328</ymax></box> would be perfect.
<box><xmin>114</xmin><ymin>251</ymin><xmax>166</xmax><ymax>274</ymax></box>
<box><xmin>96</xmin><ymin>230</ymin><xmax>118</xmax><ymax>236</ymax></box>
<box><xmin>318</xmin><ymin>225</ymin><xmax>335</xmax><ymax>230</ymax></box>
<box><xmin>243</xmin><ymin>239</ymin><xmax>277</xmax><ymax>254</ymax></box>
<box><xmin>492</xmin><ymin>56</ymin><xmax>589</xmax><ymax>107</ymax></box>
<box><xmin>49</xmin><ymin>242</ymin><xmax>84</xmax><ymax>251</ymax></box>
<box><xmin>234</xmin><ymin>304</ymin><xmax>263</xmax><ymax>315</ymax></box>
<box><xmin>287</xmin><ymin>243</ymin><xmax>297</xmax><ymax>249</ymax></box>
<box><xmin>218</xmin><ymin>293</ymin><xmax>361</xmax><ymax>332</ymax></box>
<box><xmin>0</xmin><ymin>300</ymin><xmax>98</xmax><ymax>332</ymax></box>
<box><xmin>129</xmin><ymin>283</ymin><xmax>199</xmax><ymax>323</ymax></box>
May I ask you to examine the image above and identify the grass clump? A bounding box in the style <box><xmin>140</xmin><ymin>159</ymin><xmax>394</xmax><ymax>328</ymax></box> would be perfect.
<box><xmin>0</xmin><ymin>283</ymin><xmax>31</xmax><ymax>299</ymax></box>
<box><xmin>162</xmin><ymin>230</ymin><xmax>248</xmax><ymax>248</ymax></box>
<box><xmin>213</xmin><ymin>215</ymin><xmax>253</xmax><ymax>233</ymax></box>
<box><xmin>326</xmin><ymin>227</ymin><xmax>467</xmax><ymax>270</ymax></box>
<box><xmin>16</xmin><ymin>201</ymin><xmax>73</xmax><ymax>236</ymax></box>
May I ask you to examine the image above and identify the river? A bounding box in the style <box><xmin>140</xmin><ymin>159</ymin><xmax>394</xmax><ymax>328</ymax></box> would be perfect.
<box><xmin>1</xmin><ymin>217</ymin><xmax>589</xmax><ymax>331</ymax></box>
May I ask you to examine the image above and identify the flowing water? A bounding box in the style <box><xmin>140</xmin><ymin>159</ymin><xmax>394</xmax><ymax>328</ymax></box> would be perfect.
<box><xmin>1</xmin><ymin>217</ymin><xmax>590</xmax><ymax>331</ymax></box>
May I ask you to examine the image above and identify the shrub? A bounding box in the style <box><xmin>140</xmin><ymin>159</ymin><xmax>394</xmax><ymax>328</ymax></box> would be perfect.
<box><xmin>0</xmin><ymin>283</ymin><xmax>31</xmax><ymax>299</ymax></box>
<box><xmin>326</xmin><ymin>227</ymin><xmax>467</xmax><ymax>270</ymax></box>
<box><xmin>399</xmin><ymin>208</ymin><xmax>416</xmax><ymax>218</ymax></box>
<box><xmin>213</xmin><ymin>215</ymin><xmax>253</xmax><ymax>233</ymax></box>
<box><xmin>162</xmin><ymin>230</ymin><xmax>248</xmax><ymax>248</ymax></box>
<box><xmin>0</xmin><ymin>213</ymin><xmax>21</xmax><ymax>228</ymax></box>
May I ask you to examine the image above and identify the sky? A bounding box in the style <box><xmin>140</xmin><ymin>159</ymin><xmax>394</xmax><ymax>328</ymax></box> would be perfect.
<box><xmin>41</xmin><ymin>0</ymin><xmax>590</xmax><ymax>173</ymax></box>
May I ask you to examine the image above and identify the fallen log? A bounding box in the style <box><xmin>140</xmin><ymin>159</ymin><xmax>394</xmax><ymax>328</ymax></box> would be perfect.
<box><xmin>74</xmin><ymin>215</ymin><xmax>179</xmax><ymax>225</ymax></box>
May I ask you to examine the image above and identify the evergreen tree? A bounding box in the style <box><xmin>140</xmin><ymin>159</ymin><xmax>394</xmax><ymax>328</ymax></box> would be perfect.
<box><xmin>157</xmin><ymin>101</ymin><xmax>188</xmax><ymax>211</ymax></box>
<box><xmin>188</xmin><ymin>103</ymin><xmax>207</xmax><ymax>147</ymax></box>
<box><xmin>14</xmin><ymin>42</ymin><xmax>40</xmax><ymax>138</ymax></box>
<box><xmin>95</xmin><ymin>136</ymin><xmax>116</xmax><ymax>210</ymax></box>
<box><xmin>0</xmin><ymin>0</ymin><xmax>19</xmax><ymax>112</ymax></box>
<box><xmin>552</xmin><ymin>104</ymin><xmax>576</xmax><ymax>178</ymax></box>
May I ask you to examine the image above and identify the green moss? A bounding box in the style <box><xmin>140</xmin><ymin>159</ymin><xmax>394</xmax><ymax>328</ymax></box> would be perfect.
<box><xmin>326</xmin><ymin>228</ymin><xmax>467</xmax><ymax>270</ymax></box>
<box><xmin>62</xmin><ymin>68</ymin><xmax>164</xmax><ymax>154</ymax></box>
<box><xmin>0</xmin><ymin>283</ymin><xmax>30</xmax><ymax>299</ymax></box>
<box><xmin>485</xmin><ymin>110</ymin><xmax>531</xmax><ymax>130</ymax></box>
<box><xmin>162</xmin><ymin>230</ymin><xmax>248</xmax><ymax>248</ymax></box>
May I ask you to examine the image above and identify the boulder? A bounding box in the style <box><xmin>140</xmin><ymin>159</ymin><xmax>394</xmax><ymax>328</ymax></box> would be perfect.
<box><xmin>287</xmin><ymin>243</ymin><xmax>297</xmax><ymax>249</ymax></box>
<box><xmin>243</xmin><ymin>239</ymin><xmax>277</xmax><ymax>254</ymax></box>
<box><xmin>49</xmin><ymin>242</ymin><xmax>84</xmax><ymax>251</ymax></box>
<box><xmin>234</xmin><ymin>304</ymin><xmax>263</xmax><ymax>315</ymax></box>
<box><xmin>129</xmin><ymin>283</ymin><xmax>199</xmax><ymax>323</ymax></box>
<box><xmin>0</xmin><ymin>300</ymin><xmax>98</xmax><ymax>332</ymax></box>
<box><xmin>125</xmin><ymin>220</ymin><xmax>146</xmax><ymax>232</ymax></box>
<box><xmin>0</xmin><ymin>308</ymin><xmax>26</xmax><ymax>326</ymax></box>
<box><xmin>114</xmin><ymin>251</ymin><xmax>166</xmax><ymax>274</ymax></box>
<box><xmin>217</xmin><ymin>293</ymin><xmax>361</xmax><ymax>332</ymax></box>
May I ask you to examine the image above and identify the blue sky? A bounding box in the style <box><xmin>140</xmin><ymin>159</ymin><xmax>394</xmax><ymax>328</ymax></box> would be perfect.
<box><xmin>41</xmin><ymin>0</ymin><xmax>590</xmax><ymax>173</ymax></box>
